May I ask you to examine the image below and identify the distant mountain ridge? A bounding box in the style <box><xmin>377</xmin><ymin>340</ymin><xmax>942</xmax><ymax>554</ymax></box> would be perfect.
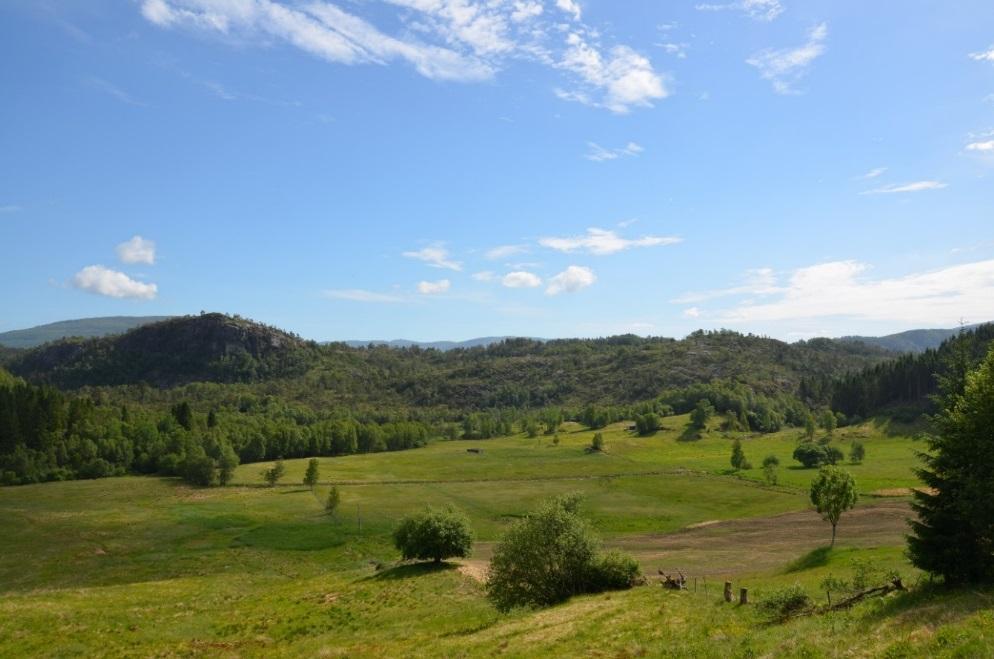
<box><xmin>838</xmin><ymin>324</ymin><xmax>986</xmax><ymax>354</ymax></box>
<box><xmin>0</xmin><ymin>316</ymin><xmax>171</xmax><ymax>349</ymax></box>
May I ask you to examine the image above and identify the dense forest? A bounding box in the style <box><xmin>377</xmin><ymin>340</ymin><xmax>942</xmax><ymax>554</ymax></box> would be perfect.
<box><xmin>2</xmin><ymin>312</ymin><xmax>987</xmax><ymax>486</ymax></box>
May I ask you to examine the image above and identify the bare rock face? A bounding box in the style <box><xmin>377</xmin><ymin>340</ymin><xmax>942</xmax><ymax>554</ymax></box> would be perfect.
<box><xmin>8</xmin><ymin>313</ymin><xmax>315</xmax><ymax>389</ymax></box>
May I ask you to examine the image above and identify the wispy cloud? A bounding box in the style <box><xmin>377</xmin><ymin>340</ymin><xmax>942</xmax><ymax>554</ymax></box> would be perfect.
<box><xmin>969</xmin><ymin>46</ymin><xmax>994</xmax><ymax>63</ymax></box>
<box><xmin>702</xmin><ymin>259</ymin><xmax>994</xmax><ymax>326</ymax></box>
<box><xmin>116</xmin><ymin>235</ymin><xmax>156</xmax><ymax>265</ymax></box>
<box><xmin>141</xmin><ymin>0</ymin><xmax>665</xmax><ymax>113</ymax></box>
<box><xmin>546</xmin><ymin>265</ymin><xmax>595</xmax><ymax>295</ymax></box>
<box><xmin>84</xmin><ymin>77</ymin><xmax>146</xmax><ymax>106</ymax></box>
<box><xmin>862</xmin><ymin>180</ymin><xmax>947</xmax><ymax>194</ymax></box>
<box><xmin>696</xmin><ymin>0</ymin><xmax>783</xmax><ymax>22</ymax></box>
<box><xmin>657</xmin><ymin>42</ymin><xmax>688</xmax><ymax>59</ymax></box>
<box><xmin>417</xmin><ymin>279</ymin><xmax>451</xmax><ymax>294</ymax></box>
<box><xmin>584</xmin><ymin>141</ymin><xmax>643</xmax><ymax>162</ymax></box>
<box><xmin>965</xmin><ymin>140</ymin><xmax>994</xmax><ymax>153</ymax></box>
<box><xmin>859</xmin><ymin>167</ymin><xmax>887</xmax><ymax>179</ymax></box>
<box><xmin>671</xmin><ymin>268</ymin><xmax>780</xmax><ymax>304</ymax></box>
<box><xmin>485</xmin><ymin>244</ymin><xmax>528</xmax><ymax>260</ymax></box>
<box><xmin>72</xmin><ymin>265</ymin><xmax>157</xmax><ymax>300</ymax></box>
<box><xmin>0</xmin><ymin>205</ymin><xmax>22</xmax><ymax>214</ymax></box>
<box><xmin>502</xmin><ymin>271</ymin><xmax>542</xmax><ymax>288</ymax></box>
<box><xmin>323</xmin><ymin>288</ymin><xmax>405</xmax><ymax>303</ymax></box>
<box><xmin>402</xmin><ymin>246</ymin><xmax>462</xmax><ymax>271</ymax></box>
<box><xmin>472</xmin><ymin>271</ymin><xmax>497</xmax><ymax>282</ymax></box>
<box><xmin>747</xmin><ymin>23</ymin><xmax>827</xmax><ymax>94</ymax></box>
<box><xmin>540</xmin><ymin>227</ymin><xmax>681</xmax><ymax>255</ymax></box>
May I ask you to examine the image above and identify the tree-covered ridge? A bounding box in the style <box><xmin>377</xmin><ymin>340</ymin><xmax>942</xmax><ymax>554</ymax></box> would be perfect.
<box><xmin>8</xmin><ymin>315</ymin><xmax>893</xmax><ymax>411</ymax></box>
<box><xmin>830</xmin><ymin>323</ymin><xmax>994</xmax><ymax>418</ymax></box>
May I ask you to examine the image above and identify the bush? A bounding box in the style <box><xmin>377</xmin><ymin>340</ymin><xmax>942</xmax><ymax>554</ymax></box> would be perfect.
<box><xmin>590</xmin><ymin>433</ymin><xmax>605</xmax><ymax>452</ymax></box>
<box><xmin>486</xmin><ymin>494</ymin><xmax>641</xmax><ymax>611</ymax></box>
<box><xmin>760</xmin><ymin>584</ymin><xmax>812</xmax><ymax>619</ymax></box>
<box><xmin>261</xmin><ymin>459</ymin><xmax>285</xmax><ymax>486</ymax></box>
<box><xmin>78</xmin><ymin>458</ymin><xmax>115</xmax><ymax>480</ymax></box>
<box><xmin>793</xmin><ymin>442</ymin><xmax>828</xmax><ymax>468</ymax></box>
<box><xmin>850</xmin><ymin>441</ymin><xmax>865</xmax><ymax>464</ymax></box>
<box><xmin>393</xmin><ymin>507</ymin><xmax>473</xmax><ymax>563</ymax></box>
<box><xmin>588</xmin><ymin>551</ymin><xmax>642</xmax><ymax>590</ymax></box>
<box><xmin>182</xmin><ymin>452</ymin><xmax>217</xmax><ymax>487</ymax></box>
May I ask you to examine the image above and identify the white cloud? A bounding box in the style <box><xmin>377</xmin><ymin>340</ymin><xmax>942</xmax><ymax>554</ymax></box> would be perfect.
<box><xmin>485</xmin><ymin>244</ymin><xmax>527</xmax><ymax>260</ymax></box>
<box><xmin>696</xmin><ymin>0</ymin><xmax>783</xmax><ymax>21</ymax></box>
<box><xmin>860</xmin><ymin>167</ymin><xmax>887</xmax><ymax>179</ymax></box>
<box><xmin>966</xmin><ymin>140</ymin><xmax>994</xmax><ymax>153</ymax></box>
<box><xmin>862</xmin><ymin>180</ymin><xmax>947</xmax><ymax>194</ymax></box>
<box><xmin>708</xmin><ymin>259</ymin><xmax>994</xmax><ymax>326</ymax></box>
<box><xmin>671</xmin><ymin>267</ymin><xmax>780</xmax><ymax>304</ymax></box>
<box><xmin>546</xmin><ymin>265</ymin><xmax>595</xmax><ymax>295</ymax></box>
<box><xmin>502</xmin><ymin>271</ymin><xmax>542</xmax><ymax>288</ymax></box>
<box><xmin>141</xmin><ymin>0</ymin><xmax>663</xmax><ymax>114</ymax></box>
<box><xmin>539</xmin><ymin>227</ymin><xmax>681</xmax><ymax>255</ymax></box>
<box><xmin>72</xmin><ymin>265</ymin><xmax>158</xmax><ymax>300</ymax></box>
<box><xmin>417</xmin><ymin>279</ymin><xmax>451</xmax><ymax>294</ymax></box>
<box><xmin>324</xmin><ymin>288</ymin><xmax>404</xmax><ymax>302</ymax></box>
<box><xmin>472</xmin><ymin>270</ymin><xmax>497</xmax><ymax>282</ymax></box>
<box><xmin>747</xmin><ymin>23</ymin><xmax>827</xmax><ymax>94</ymax></box>
<box><xmin>556</xmin><ymin>0</ymin><xmax>582</xmax><ymax>21</ymax></box>
<box><xmin>969</xmin><ymin>46</ymin><xmax>994</xmax><ymax>63</ymax></box>
<box><xmin>116</xmin><ymin>235</ymin><xmax>157</xmax><ymax>265</ymax></box>
<box><xmin>559</xmin><ymin>33</ymin><xmax>667</xmax><ymax>113</ymax></box>
<box><xmin>584</xmin><ymin>141</ymin><xmax>643</xmax><ymax>162</ymax></box>
<box><xmin>657</xmin><ymin>42</ymin><xmax>688</xmax><ymax>59</ymax></box>
<box><xmin>84</xmin><ymin>77</ymin><xmax>147</xmax><ymax>107</ymax></box>
<box><xmin>683</xmin><ymin>307</ymin><xmax>701</xmax><ymax>318</ymax></box>
<box><xmin>402</xmin><ymin>246</ymin><xmax>462</xmax><ymax>271</ymax></box>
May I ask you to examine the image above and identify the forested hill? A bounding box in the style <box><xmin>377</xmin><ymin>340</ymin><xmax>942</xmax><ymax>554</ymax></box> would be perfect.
<box><xmin>6</xmin><ymin>313</ymin><xmax>319</xmax><ymax>389</ymax></box>
<box><xmin>837</xmin><ymin>324</ymin><xmax>986</xmax><ymax>354</ymax></box>
<box><xmin>0</xmin><ymin>316</ymin><xmax>171</xmax><ymax>349</ymax></box>
<box><xmin>7</xmin><ymin>313</ymin><xmax>892</xmax><ymax>409</ymax></box>
<box><xmin>832</xmin><ymin>323</ymin><xmax>994</xmax><ymax>418</ymax></box>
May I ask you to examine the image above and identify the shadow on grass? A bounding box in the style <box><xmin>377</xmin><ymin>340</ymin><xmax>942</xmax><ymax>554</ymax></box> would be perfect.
<box><xmin>366</xmin><ymin>561</ymin><xmax>458</xmax><ymax>581</ymax></box>
<box><xmin>786</xmin><ymin>545</ymin><xmax>832</xmax><ymax>573</ymax></box>
<box><xmin>678</xmin><ymin>425</ymin><xmax>702</xmax><ymax>442</ymax></box>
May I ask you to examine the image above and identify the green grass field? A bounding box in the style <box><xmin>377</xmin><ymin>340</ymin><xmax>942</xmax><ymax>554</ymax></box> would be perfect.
<box><xmin>3</xmin><ymin>419</ymin><xmax>991</xmax><ymax>657</ymax></box>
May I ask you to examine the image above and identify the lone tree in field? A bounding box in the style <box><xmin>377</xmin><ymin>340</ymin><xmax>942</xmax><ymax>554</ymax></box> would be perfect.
<box><xmin>261</xmin><ymin>459</ymin><xmax>285</xmax><ymax>487</ymax></box>
<box><xmin>325</xmin><ymin>486</ymin><xmax>341</xmax><ymax>518</ymax></box>
<box><xmin>820</xmin><ymin>409</ymin><xmax>837</xmax><ymax>436</ymax></box>
<box><xmin>590</xmin><ymin>432</ymin><xmax>605</xmax><ymax>452</ymax></box>
<box><xmin>809</xmin><ymin>466</ymin><xmax>858</xmax><ymax>547</ymax></box>
<box><xmin>730</xmin><ymin>439</ymin><xmax>751</xmax><ymax>470</ymax></box>
<box><xmin>303</xmin><ymin>458</ymin><xmax>320</xmax><ymax>489</ymax></box>
<box><xmin>762</xmin><ymin>454</ymin><xmax>780</xmax><ymax>485</ymax></box>
<box><xmin>909</xmin><ymin>343</ymin><xmax>994</xmax><ymax>585</ymax></box>
<box><xmin>486</xmin><ymin>493</ymin><xmax>641</xmax><ymax>611</ymax></box>
<box><xmin>393</xmin><ymin>507</ymin><xmax>473</xmax><ymax>563</ymax></box>
<box><xmin>849</xmin><ymin>441</ymin><xmax>865</xmax><ymax>465</ymax></box>
<box><xmin>690</xmin><ymin>399</ymin><xmax>714</xmax><ymax>429</ymax></box>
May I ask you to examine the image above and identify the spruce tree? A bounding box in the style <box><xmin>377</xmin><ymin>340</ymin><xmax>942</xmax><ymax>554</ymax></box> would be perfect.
<box><xmin>908</xmin><ymin>344</ymin><xmax>994</xmax><ymax>584</ymax></box>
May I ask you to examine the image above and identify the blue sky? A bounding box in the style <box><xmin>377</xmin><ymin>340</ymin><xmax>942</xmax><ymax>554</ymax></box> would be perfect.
<box><xmin>1</xmin><ymin>0</ymin><xmax>993</xmax><ymax>342</ymax></box>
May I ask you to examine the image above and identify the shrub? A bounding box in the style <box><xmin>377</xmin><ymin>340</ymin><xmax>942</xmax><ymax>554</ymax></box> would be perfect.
<box><xmin>850</xmin><ymin>441</ymin><xmax>865</xmax><ymax>464</ymax></box>
<box><xmin>730</xmin><ymin>439</ymin><xmax>749</xmax><ymax>470</ymax></box>
<box><xmin>325</xmin><ymin>486</ymin><xmax>341</xmax><ymax>517</ymax></box>
<box><xmin>303</xmin><ymin>458</ymin><xmax>320</xmax><ymax>488</ymax></box>
<box><xmin>486</xmin><ymin>494</ymin><xmax>641</xmax><ymax>611</ymax></box>
<box><xmin>393</xmin><ymin>507</ymin><xmax>473</xmax><ymax>563</ymax></box>
<box><xmin>78</xmin><ymin>458</ymin><xmax>115</xmax><ymax>480</ymax></box>
<box><xmin>793</xmin><ymin>442</ymin><xmax>828</xmax><ymax>468</ymax></box>
<box><xmin>261</xmin><ymin>459</ymin><xmax>285</xmax><ymax>486</ymax></box>
<box><xmin>590</xmin><ymin>433</ymin><xmax>605</xmax><ymax>452</ymax></box>
<box><xmin>760</xmin><ymin>584</ymin><xmax>812</xmax><ymax>619</ymax></box>
<box><xmin>762</xmin><ymin>454</ymin><xmax>780</xmax><ymax>468</ymax></box>
<box><xmin>182</xmin><ymin>452</ymin><xmax>217</xmax><ymax>487</ymax></box>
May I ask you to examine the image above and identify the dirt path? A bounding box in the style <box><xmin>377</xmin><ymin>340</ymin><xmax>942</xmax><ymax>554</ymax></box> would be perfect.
<box><xmin>463</xmin><ymin>500</ymin><xmax>913</xmax><ymax>581</ymax></box>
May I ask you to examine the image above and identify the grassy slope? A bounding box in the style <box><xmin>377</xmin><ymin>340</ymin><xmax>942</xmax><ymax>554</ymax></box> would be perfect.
<box><xmin>2</xmin><ymin>420</ymin><xmax>991</xmax><ymax>657</ymax></box>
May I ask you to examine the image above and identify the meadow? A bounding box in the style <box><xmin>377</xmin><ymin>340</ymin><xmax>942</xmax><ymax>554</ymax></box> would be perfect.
<box><xmin>2</xmin><ymin>417</ymin><xmax>991</xmax><ymax>657</ymax></box>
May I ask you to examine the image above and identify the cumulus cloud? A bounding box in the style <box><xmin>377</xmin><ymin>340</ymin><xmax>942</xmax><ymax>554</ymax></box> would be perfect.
<box><xmin>707</xmin><ymin>259</ymin><xmax>994</xmax><ymax>326</ymax></box>
<box><xmin>966</xmin><ymin>140</ymin><xmax>994</xmax><ymax>153</ymax></box>
<box><xmin>323</xmin><ymin>288</ymin><xmax>404</xmax><ymax>302</ymax></box>
<box><xmin>546</xmin><ymin>265</ymin><xmax>595</xmax><ymax>295</ymax></box>
<box><xmin>696</xmin><ymin>0</ymin><xmax>783</xmax><ymax>21</ymax></box>
<box><xmin>540</xmin><ymin>227</ymin><xmax>681</xmax><ymax>255</ymax></box>
<box><xmin>502</xmin><ymin>271</ymin><xmax>542</xmax><ymax>288</ymax></box>
<box><xmin>584</xmin><ymin>141</ymin><xmax>643</xmax><ymax>162</ymax></box>
<box><xmin>862</xmin><ymin>180</ymin><xmax>947</xmax><ymax>194</ymax></box>
<box><xmin>402</xmin><ymin>246</ymin><xmax>462</xmax><ymax>271</ymax></box>
<box><xmin>417</xmin><ymin>279</ymin><xmax>451</xmax><ymax>294</ymax></box>
<box><xmin>116</xmin><ymin>235</ymin><xmax>157</xmax><ymax>265</ymax></box>
<box><xmin>747</xmin><ymin>23</ymin><xmax>827</xmax><ymax>94</ymax></box>
<box><xmin>72</xmin><ymin>265</ymin><xmax>158</xmax><ymax>300</ymax></box>
<box><xmin>140</xmin><ymin>0</ymin><xmax>665</xmax><ymax>113</ymax></box>
<box><xmin>558</xmin><ymin>33</ymin><xmax>667</xmax><ymax>113</ymax></box>
<box><xmin>969</xmin><ymin>46</ymin><xmax>994</xmax><ymax>63</ymax></box>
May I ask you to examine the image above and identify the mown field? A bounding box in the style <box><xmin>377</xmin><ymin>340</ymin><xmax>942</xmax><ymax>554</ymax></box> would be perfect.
<box><xmin>2</xmin><ymin>418</ymin><xmax>992</xmax><ymax>657</ymax></box>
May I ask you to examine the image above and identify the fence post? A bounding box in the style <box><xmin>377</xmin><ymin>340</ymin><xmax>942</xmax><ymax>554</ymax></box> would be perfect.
<box><xmin>724</xmin><ymin>582</ymin><xmax>733</xmax><ymax>603</ymax></box>
<box><xmin>739</xmin><ymin>588</ymin><xmax>748</xmax><ymax>605</ymax></box>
